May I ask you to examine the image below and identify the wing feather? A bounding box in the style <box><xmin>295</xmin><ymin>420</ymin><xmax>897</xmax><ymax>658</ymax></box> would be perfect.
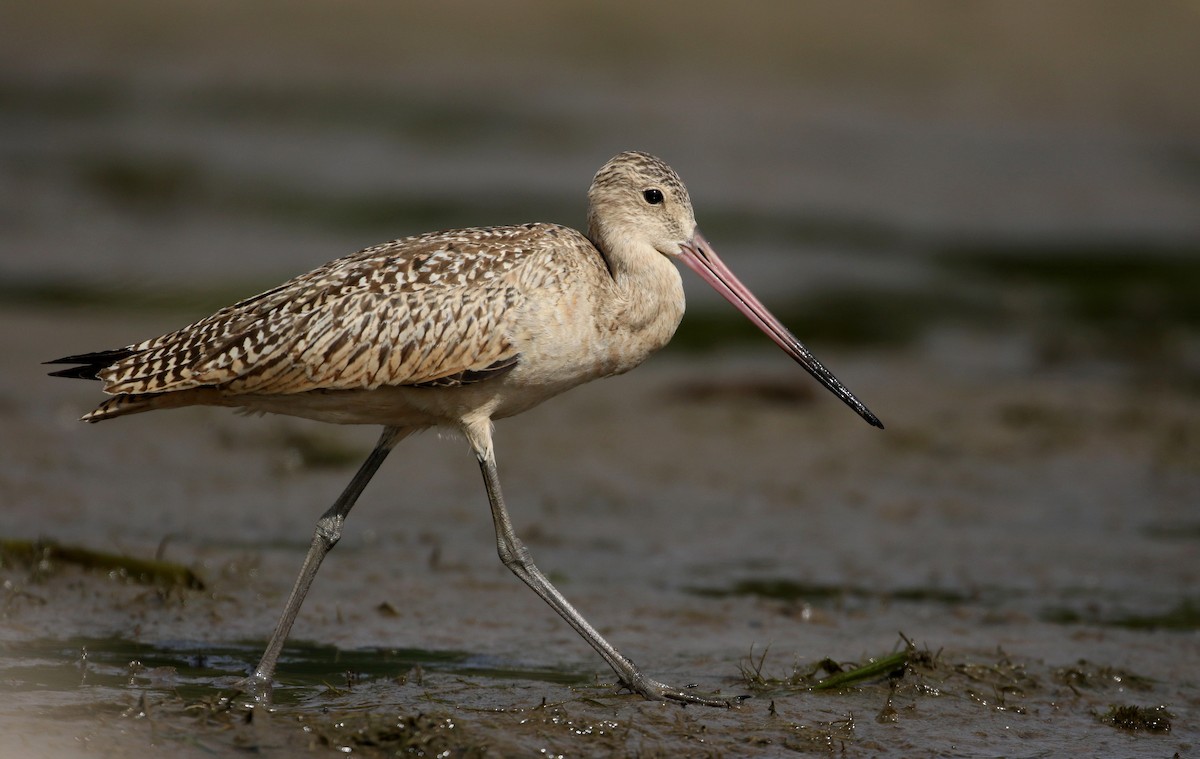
<box><xmin>92</xmin><ymin>226</ymin><xmax>564</xmax><ymax>397</ymax></box>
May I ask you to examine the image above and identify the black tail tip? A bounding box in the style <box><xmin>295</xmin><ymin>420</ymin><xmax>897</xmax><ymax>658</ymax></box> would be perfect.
<box><xmin>45</xmin><ymin>347</ymin><xmax>135</xmax><ymax>380</ymax></box>
<box><xmin>47</xmin><ymin>364</ymin><xmax>104</xmax><ymax>380</ymax></box>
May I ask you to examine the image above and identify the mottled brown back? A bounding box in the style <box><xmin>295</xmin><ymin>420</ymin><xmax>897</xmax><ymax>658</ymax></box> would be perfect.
<box><xmin>52</xmin><ymin>224</ymin><xmax>601</xmax><ymax>411</ymax></box>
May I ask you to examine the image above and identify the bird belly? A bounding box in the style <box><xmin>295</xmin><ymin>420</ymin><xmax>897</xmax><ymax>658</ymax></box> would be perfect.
<box><xmin>222</xmin><ymin>383</ymin><xmax>506</xmax><ymax>428</ymax></box>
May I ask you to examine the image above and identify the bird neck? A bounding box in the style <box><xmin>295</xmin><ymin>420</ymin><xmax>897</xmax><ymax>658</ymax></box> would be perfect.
<box><xmin>589</xmin><ymin>243</ymin><xmax>685</xmax><ymax>350</ymax></box>
<box><xmin>586</xmin><ymin>215</ymin><xmax>653</xmax><ymax>282</ymax></box>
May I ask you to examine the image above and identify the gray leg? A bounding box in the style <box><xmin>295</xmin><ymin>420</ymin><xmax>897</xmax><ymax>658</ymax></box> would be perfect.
<box><xmin>475</xmin><ymin>450</ymin><xmax>734</xmax><ymax>707</ymax></box>
<box><xmin>242</xmin><ymin>425</ymin><xmax>409</xmax><ymax>699</ymax></box>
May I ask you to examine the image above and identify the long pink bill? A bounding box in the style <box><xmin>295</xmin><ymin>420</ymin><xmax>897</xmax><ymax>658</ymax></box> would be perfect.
<box><xmin>679</xmin><ymin>231</ymin><xmax>884</xmax><ymax>429</ymax></box>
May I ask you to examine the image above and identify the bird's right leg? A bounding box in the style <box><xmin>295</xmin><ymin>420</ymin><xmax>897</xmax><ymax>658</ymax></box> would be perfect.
<box><xmin>465</xmin><ymin>422</ymin><xmax>735</xmax><ymax>708</ymax></box>
<box><xmin>240</xmin><ymin>425</ymin><xmax>409</xmax><ymax>701</ymax></box>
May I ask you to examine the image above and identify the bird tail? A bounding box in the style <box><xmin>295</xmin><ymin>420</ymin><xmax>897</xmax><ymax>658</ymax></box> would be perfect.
<box><xmin>47</xmin><ymin>347</ymin><xmax>219</xmax><ymax>423</ymax></box>
<box><xmin>79</xmin><ymin>390</ymin><xmax>223</xmax><ymax>423</ymax></box>
<box><xmin>45</xmin><ymin>347</ymin><xmax>137</xmax><ymax>380</ymax></box>
<box><xmin>80</xmin><ymin>394</ymin><xmax>156</xmax><ymax>422</ymax></box>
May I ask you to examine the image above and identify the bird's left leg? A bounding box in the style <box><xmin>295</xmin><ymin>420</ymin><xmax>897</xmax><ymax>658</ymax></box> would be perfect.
<box><xmin>465</xmin><ymin>421</ymin><xmax>735</xmax><ymax>708</ymax></box>
<box><xmin>240</xmin><ymin>425</ymin><xmax>410</xmax><ymax>700</ymax></box>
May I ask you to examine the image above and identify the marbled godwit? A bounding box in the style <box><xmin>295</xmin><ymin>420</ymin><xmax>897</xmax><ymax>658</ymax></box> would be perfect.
<box><xmin>48</xmin><ymin>151</ymin><xmax>882</xmax><ymax>707</ymax></box>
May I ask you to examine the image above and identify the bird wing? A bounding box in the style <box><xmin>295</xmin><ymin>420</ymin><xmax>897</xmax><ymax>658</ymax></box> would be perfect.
<box><xmin>96</xmin><ymin>228</ymin><xmax>553</xmax><ymax>397</ymax></box>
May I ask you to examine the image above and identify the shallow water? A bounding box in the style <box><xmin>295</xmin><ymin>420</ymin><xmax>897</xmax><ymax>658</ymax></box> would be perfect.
<box><xmin>3</xmin><ymin>3</ymin><xmax>1200</xmax><ymax>756</ymax></box>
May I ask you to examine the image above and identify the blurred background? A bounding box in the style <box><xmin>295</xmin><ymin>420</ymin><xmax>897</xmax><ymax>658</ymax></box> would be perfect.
<box><xmin>3</xmin><ymin>0</ymin><xmax>1199</xmax><ymax>374</ymax></box>
<box><xmin>2</xmin><ymin>2</ymin><xmax>1199</xmax><ymax>754</ymax></box>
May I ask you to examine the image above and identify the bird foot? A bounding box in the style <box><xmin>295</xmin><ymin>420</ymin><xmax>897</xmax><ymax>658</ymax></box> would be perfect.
<box><xmin>233</xmin><ymin>671</ymin><xmax>275</xmax><ymax>704</ymax></box>
<box><xmin>621</xmin><ymin>673</ymin><xmax>748</xmax><ymax>708</ymax></box>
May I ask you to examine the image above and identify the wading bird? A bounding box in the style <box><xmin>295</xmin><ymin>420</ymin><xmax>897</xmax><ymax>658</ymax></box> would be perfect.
<box><xmin>49</xmin><ymin>151</ymin><xmax>882</xmax><ymax>706</ymax></box>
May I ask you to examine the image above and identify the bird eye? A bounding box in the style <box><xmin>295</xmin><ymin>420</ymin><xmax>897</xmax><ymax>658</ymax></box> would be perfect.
<box><xmin>642</xmin><ymin>188</ymin><xmax>664</xmax><ymax>205</ymax></box>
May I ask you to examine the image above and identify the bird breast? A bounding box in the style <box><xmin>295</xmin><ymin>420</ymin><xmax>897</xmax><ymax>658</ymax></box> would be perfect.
<box><xmin>509</xmin><ymin>246</ymin><xmax>686</xmax><ymax>392</ymax></box>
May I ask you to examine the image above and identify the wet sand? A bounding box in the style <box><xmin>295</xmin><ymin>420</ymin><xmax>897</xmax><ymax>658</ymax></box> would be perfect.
<box><xmin>2</xmin><ymin>305</ymin><xmax>1197</xmax><ymax>757</ymax></box>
